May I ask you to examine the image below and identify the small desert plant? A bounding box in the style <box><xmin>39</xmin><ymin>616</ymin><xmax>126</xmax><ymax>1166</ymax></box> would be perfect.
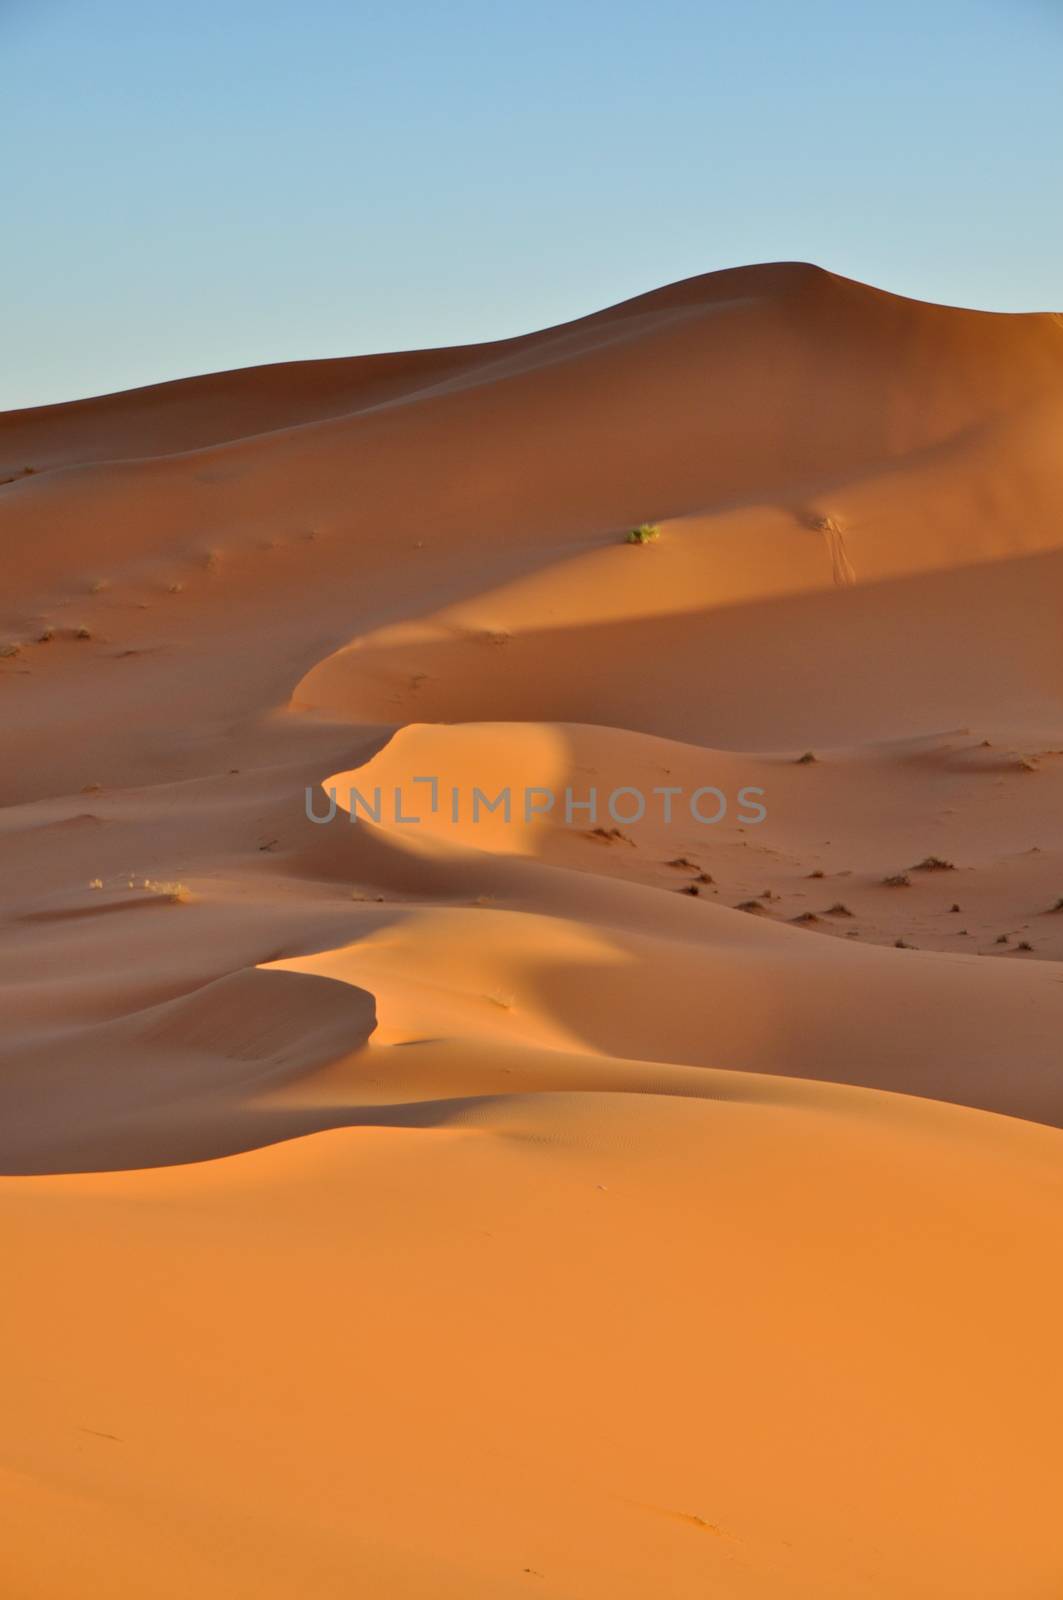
<box><xmin>736</xmin><ymin>899</ymin><xmax>764</xmax><ymax>912</ymax></box>
<box><xmin>626</xmin><ymin>523</ymin><xmax>659</xmax><ymax>545</ymax></box>
<box><xmin>1017</xmin><ymin>941</ymin><xmax>1034</xmax><ymax>952</ymax></box>
<box><xmin>37</xmin><ymin>626</ymin><xmax>54</xmax><ymax>643</ymax></box>
<box><xmin>910</xmin><ymin>856</ymin><xmax>955</xmax><ymax>872</ymax></box>
<box><xmin>826</xmin><ymin>902</ymin><xmax>854</xmax><ymax>917</ymax></box>
<box><xmin>796</xmin><ymin>751</ymin><xmax>817</xmax><ymax>765</ymax></box>
<box><xmin>995</xmin><ymin>934</ymin><xmax>1008</xmax><ymax>944</ymax></box>
<box><xmin>950</xmin><ymin>903</ymin><xmax>961</xmax><ymax>913</ymax></box>
<box><xmin>895</xmin><ymin>938</ymin><xmax>913</xmax><ymax>949</ymax></box>
<box><xmin>143</xmin><ymin>879</ymin><xmax>191</xmax><ymax>904</ymax></box>
<box><xmin>1051</xmin><ymin>898</ymin><xmax>1063</xmax><ymax>913</ymax></box>
<box><xmin>882</xmin><ymin>873</ymin><xmax>911</xmax><ymax>887</ymax></box>
<box><xmin>0</xmin><ymin>641</ymin><xmax>20</xmax><ymax>658</ymax></box>
<box><xmin>75</xmin><ymin>626</ymin><xmax>92</xmax><ymax>640</ymax></box>
<box><xmin>681</xmin><ymin>884</ymin><xmax>701</xmax><ymax>896</ymax></box>
<box><xmin>808</xmin><ymin>868</ymin><xmax>825</xmax><ymax>879</ymax></box>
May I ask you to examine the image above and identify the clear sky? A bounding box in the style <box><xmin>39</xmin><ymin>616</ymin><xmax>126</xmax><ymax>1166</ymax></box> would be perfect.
<box><xmin>3</xmin><ymin>0</ymin><xmax>1060</xmax><ymax>410</ymax></box>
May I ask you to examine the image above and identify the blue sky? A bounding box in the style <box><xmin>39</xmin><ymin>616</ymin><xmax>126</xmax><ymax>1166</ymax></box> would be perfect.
<box><xmin>3</xmin><ymin>0</ymin><xmax>1060</xmax><ymax>409</ymax></box>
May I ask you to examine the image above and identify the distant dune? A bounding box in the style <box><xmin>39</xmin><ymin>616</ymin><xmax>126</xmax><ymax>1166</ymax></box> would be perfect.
<box><xmin>3</xmin><ymin>263</ymin><xmax>1063</xmax><ymax>1596</ymax></box>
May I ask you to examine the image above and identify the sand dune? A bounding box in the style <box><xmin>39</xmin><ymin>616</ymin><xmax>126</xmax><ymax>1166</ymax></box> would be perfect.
<box><xmin>3</xmin><ymin>262</ymin><xmax>1063</xmax><ymax>1595</ymax></box>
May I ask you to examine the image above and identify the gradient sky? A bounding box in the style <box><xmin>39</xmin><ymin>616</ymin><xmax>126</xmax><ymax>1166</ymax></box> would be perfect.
<box><xmin>3</xmin><ymin>0</ymin><xmax>1060</xmax><ymax>410</ymax></box>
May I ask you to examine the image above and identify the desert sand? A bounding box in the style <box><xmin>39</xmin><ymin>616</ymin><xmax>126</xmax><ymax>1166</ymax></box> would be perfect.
<box><xmin>2</xmin><ymin>261</ymin><xmax>1063</xmax><ymax>1596</ymax></box>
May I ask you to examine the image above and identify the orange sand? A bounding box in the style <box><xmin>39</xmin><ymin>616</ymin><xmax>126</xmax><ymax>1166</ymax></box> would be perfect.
<box><xmin>2</xmin><ymin>262</ymin><xmax>1063</xmax><ymax>1596</ymax></box>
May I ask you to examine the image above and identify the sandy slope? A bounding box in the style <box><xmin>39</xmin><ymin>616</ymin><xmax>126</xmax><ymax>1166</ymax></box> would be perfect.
<box><xmin>2</xmin><ymin>262</ymin><xmax>1063</xmax><ymax>1596</ymax></box>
